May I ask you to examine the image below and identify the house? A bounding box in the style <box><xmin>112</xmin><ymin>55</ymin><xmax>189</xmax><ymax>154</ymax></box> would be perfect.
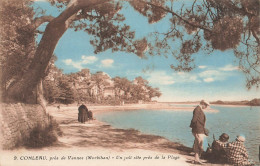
<box><xmin>89</xmin><ymin>84</ymin><xmax>99</xmax><ymax>97</ymax></box>
<box><xmin>103</xmin><ymin>86</ymin><xmax>115</xmax><ymax>98</ymax></box>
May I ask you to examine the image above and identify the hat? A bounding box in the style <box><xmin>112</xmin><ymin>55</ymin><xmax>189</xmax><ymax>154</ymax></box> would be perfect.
<box><xmin>236</xmin><ymin>135</ymin><xmax>246</xmax><ymax>142</ymax></box>
<box><xmin>200</xmin><ymin>100</ymin><xmax>210</xmax><ymax>106</ymax></box>
<box><xmin>219</xmin><ymin>133</ymin><xmax>229</xmax><ymax>141</ymax></box>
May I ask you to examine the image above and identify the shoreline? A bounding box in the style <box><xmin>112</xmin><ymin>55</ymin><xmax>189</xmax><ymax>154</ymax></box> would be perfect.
<box><xmin>46</xmin><ymin>104</ymin><xmax>196</xmax><ymax>165</ymax></box>
<box><xmin>47</xmin><ymin>102</ymin><xmax>219</xmax><ymax>114</ymax></box>
<box><xmin>46</xmin><ymin>103</ymin><xmax>227</xmax><ymax>165</ymax></box>
<box><xmin>46</xmin><ymin>101</ymin><xmax>259</xmax><ymax>115</ymax></box>
<box><xmin>1</xmin><ymin>103</ymin><xmax>235</xmax><ymax>166</ymax></box>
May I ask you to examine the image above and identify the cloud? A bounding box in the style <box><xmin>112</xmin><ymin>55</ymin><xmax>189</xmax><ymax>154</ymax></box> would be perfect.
<box><xmin>147</xmin><ymin>64</ymin><xmax>237</xmax><ymax>85</ymax></box>
<box><xmin>199</xmin><ymin>70</ymin><xmax>224</xmax><ymax>83</ymax></box>
<box><xmin>101</xmin><ymin>59</ymin><xmax>114</xmax><ymax>67</ymax></box>
<box><xmin>175</xmin><ymin>72</ymin><xmax>201</xmax><ymax>83</ymax></box>
<box><xmin>63</xmin><ymin>59</ymin><xmax>72</xmax><ymax>64</ymax></box>
<box><xmin>63</xmin><ymin>55</ymin><xmax>98</xmax><ymax>70</ymax></box>
<box><xmin>219</xmin><ymin>64</ymin><xmax>239</xmax><ymax>71</ymax></box>
<box><xmin>146</xmin><ymin>70</ymin><xmax>202</xmax><ymax>86</ymax></box>
<box><xmin>198</xmin><ymin>67</ymin><xmax>238</xmax><ymax>83</ymax></box>
<box><xmin>196</xmin><ymin>64</ymin><xmax>239</xmax><ymax>83</ymax></box>
<box><xmin>199</xmin><ymin>70</ymin><xmax>221</xmax><ymax>78</ymax></box>
<box><xmin>63</xmin><ymin>59</ymin><xmax>83</xmax><ymax>70</ymax></box>
<box><xmin>204</xmin><ymin>78</ymin><xmax>214</xmax><ymax>82</ymax></box>
<box><xmin>177</xmin><ymin>72</ymin><xmax>185</xmax><ymax>75</ymax></box>
<box><xmin>147</xmin><ymin>71</ymin><xmax>175</xmax><ymax>85</ymax></box>
<box><xmin>198</xmin><ymin>65</ymin><xmax>207</xmax><ymax>69</ymax></box>
<box><xmin>82</xmin><ymin>55</ymin><xmax>98</xmax><ymax>64</ymax></box>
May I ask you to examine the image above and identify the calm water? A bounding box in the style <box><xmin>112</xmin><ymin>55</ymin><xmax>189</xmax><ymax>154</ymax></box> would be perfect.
<box><xmin>96</xmin><ymin>105</ymin><xmax>260</xmax><ymax>163</ymax></box>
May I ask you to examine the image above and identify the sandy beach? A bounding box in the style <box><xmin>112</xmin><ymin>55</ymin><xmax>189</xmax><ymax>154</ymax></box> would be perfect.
<box><xmin>0</xmin><ymin>103</ymin><xmax>227</xmax><ymax>166</ymax></box>
<box><xmin>49</xmin><ymin>102</ymin><xmax>219</xmax><ymax>114</ymax></box>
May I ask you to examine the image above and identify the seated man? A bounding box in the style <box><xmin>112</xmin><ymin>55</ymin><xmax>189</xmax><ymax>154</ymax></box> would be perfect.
<box><xmin>226</xmin><ymin>135</ymin><xmax>252</xmax><ymax>166</ymax></box>
<box><xmin>210</xmin><ymin>133</ymin><xmax>229</xmax><ymax>163</ymax></box>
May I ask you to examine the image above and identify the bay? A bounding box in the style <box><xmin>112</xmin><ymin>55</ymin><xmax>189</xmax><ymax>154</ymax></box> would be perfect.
<box><xmin>96</xmin><ymin>105</ymin><xmax>260</xmax><ymax>163</ymax></box>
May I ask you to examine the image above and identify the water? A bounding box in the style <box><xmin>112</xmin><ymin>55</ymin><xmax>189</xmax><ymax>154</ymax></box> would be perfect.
<box><xmin>96</xmin><ymin>105</ymin><xmax>260</xmax><ymax>163</ymax></box>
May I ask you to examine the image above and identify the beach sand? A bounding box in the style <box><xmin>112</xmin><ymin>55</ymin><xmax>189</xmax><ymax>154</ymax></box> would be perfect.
<box><xmin>53</xmin><ymin>102</ymin><xmax>219</xmax><ymax>113</ymax></box>
<box><xmin>0</xmin><ymin>103</ymin><xmax>225</xmax><ymax>166</ymax></box>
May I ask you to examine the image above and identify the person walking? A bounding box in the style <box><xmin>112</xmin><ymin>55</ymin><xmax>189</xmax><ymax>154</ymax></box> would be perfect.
<box><xmin>190</xmin><ymin>100</ymin><xmax>210</xmax><ymax>164</ymax></box>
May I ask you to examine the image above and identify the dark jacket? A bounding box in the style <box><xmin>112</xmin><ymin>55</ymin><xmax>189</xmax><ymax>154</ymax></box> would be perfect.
<box><xmin>78</xmin><ymin>104</ymin><xmax>88</xmax><ymax>123</ymax></box>
<box><xmin>190</xmin><ymin>105</ymin><xmax>206</xmax><ymax>134</ymax></box>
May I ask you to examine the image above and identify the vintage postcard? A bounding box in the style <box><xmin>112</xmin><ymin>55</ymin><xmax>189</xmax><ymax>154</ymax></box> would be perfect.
<box><xmin>0</xmin><ymin>0</ymin><xmax>259</xmax><ymax>166</ymax></box>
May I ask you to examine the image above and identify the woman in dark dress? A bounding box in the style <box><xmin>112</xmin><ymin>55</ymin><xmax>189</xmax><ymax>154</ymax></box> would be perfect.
<box><xmin>78</xmin><ymin>104</ymin><xmax>88</xmax><ymax>123</ymax></box>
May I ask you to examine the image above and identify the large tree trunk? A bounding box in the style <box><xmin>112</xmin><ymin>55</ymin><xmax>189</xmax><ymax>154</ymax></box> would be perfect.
<box><xmin>6</xmin><ymin>0</ymin><xmax>108</xmax><ymax>102</ymax></box>
<box><xmin>7</xmin><ymin>20</ymin><xmax>68</xmax><ymax>101</ymax></box>
<box><xmin>6</xmin><ymin>9</ymin><xmax>74</xmax><ymax>101</ymax></box>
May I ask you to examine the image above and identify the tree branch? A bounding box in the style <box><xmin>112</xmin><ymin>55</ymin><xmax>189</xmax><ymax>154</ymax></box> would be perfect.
<box><xmin>191</xmin><ymin>0</ymin><xmax>197</xmax><ymax>15</ymax></box>
<box><xmin>136</xmin><ymin>0</ymin><xmax>212</xmax><ymax>33</ymax></box>
<box><xmin>7</xmin><ymin>0</ymin><xmax>111</xmax><ymax>101</ymax></box>
<box><xmin>224</xmin><ymin>1</ymin><xmax>256</xmax><ymax>17</ymax></box>
<box><xmin>252</xmin><ymin>30</ymin><xmax>260</xmax><ymax>45</ymax></box>
<box><xmin>33</xmin><ymin>16</ymin><xmax>55</xmax><ymax>29</ymax></box>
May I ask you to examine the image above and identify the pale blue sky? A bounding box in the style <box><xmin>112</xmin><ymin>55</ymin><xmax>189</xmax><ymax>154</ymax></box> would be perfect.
<box><xmin>34</xmin><ymin>1</ymin><xmax>259</xmax><ymax>102</ymax></box>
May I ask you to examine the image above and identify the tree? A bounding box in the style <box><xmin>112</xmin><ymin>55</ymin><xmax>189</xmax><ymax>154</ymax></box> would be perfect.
<box><xmin>146</xmin><ymin>86</ymin><xmax>161</xmax><ymax>100</ymax></box>
<box><xmin>66</xmin><ymin>69</ymin><xmax>92</xmax><ymax>103</ymax></box>
<box><xmin>248</xmin><ymin>98</ymin><xmax>260</xmax><ymax>106</ymax></box>
<box><xmin>43</xmin><ymin>55</ymin><xmax>63</xmax><ymax>103</ymax></box>
<box><xmin>56</xmin><ymin>77</ymin><xmax>75</xmax><ymax>104</ymax></box>
<box><xmin>133</xmin><ymin>76</ymin><xmax>161</xmax><ymax>101</ymax></box>
<box><xmin>134</xmin><ymin>76</ymin><xmax>149</xmax><ymax>86</ymax></box>
<box><xmin>43</xmin><ymin>80</ymin><xmax>60</xmax><ymax>103</ymax></box>
<box><xmin>3</xmin><ymin>0</ymin><xmax>140</xmax><ymax>102</ymax></box>
<box><xmin>113</xmin><ymin>76</ymin><xmax>132</xmax><ymax>99</ymax></box>
<box><xmin>130</xmin><ymin>0</ymin><xmax>259</xmax><ymax>88</ymax></box>
<box><xmin>0</xmin><ymin>0</ymin><xmax>36</xmax><ymax>101</ymax></box>
<box><xmin>1</xmin><ymin>0</ymin><xmax>259</xmax><ymax>103</ymax></box>
<box><xmin>130</xmin><ymin>84</ymin><xmax>146</xmax><ymax>101</ymax></box>
<box><xmin>91</xmin><ymin>71</ymin><xmax>111</xmax><ymax>100</ymax></box>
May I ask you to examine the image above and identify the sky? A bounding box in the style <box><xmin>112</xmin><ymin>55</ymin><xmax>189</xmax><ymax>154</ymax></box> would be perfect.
<box><xmin>33</xmin><ymin>1</ymin><xmax>259</xmax><ymax>102</ymax></box>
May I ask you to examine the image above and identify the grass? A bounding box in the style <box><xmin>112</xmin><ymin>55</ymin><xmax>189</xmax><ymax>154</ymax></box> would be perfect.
<box><xmin>24</xmin><ymin>114</ymin><xmax>62</xmax><ymax>148</ymax></box>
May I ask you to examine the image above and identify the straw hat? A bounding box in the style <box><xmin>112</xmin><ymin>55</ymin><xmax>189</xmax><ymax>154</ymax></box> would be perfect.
<box><xmin>200</xmin><ymin>100</ymin><xmax>210</xmax><ymax>106</ymax></box>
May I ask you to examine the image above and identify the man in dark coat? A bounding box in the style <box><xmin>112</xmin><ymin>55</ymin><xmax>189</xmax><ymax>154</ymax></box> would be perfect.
<box><xmin>190</xmin><ymin>100</ymin><xmax>210</xmax><ymax>164</ymax></box>
<box><xmin>208</xmin><ymin>133</ymin><xmax>229</xmax><ymax>163</ymax></box>
<box><xmin>78</xmin><ymin>104</ymin><xmax>88</xmax><ymax>123</ymax></box>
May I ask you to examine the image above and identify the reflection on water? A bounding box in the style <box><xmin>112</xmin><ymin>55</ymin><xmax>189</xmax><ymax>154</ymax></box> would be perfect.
<box><xmin>96</xmin><ymin>105</ymin><xmax>260</xmax><ymax>163</ymax></box>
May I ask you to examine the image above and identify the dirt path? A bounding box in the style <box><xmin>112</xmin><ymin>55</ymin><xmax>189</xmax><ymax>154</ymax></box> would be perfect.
<box><xmin>52</xmin><ymin>107</ymin><xmax>193</xmax><ymax>151</ymax></box>
<box><xmin>49</xmin><ymin>106</ymin><xmax>197</xmax><ymax>165</ymax></box>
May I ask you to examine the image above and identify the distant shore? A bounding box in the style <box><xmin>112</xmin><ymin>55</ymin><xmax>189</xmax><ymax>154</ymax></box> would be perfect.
<box><xmin>47</xmin><ymin>102</ymin><xmax>219</xmax><ymax>114</ymax></box>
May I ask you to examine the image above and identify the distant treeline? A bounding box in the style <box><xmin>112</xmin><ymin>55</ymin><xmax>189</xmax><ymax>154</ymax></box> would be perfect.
<box><xmin>43</xmin><ymin>62</ymin><xmax>161</xmax><ymax>105</ymax></box>
<box><xmin>211</xmin><ymin>98</ymin><xmax>260</xmax><ymax>106</ymax></box>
